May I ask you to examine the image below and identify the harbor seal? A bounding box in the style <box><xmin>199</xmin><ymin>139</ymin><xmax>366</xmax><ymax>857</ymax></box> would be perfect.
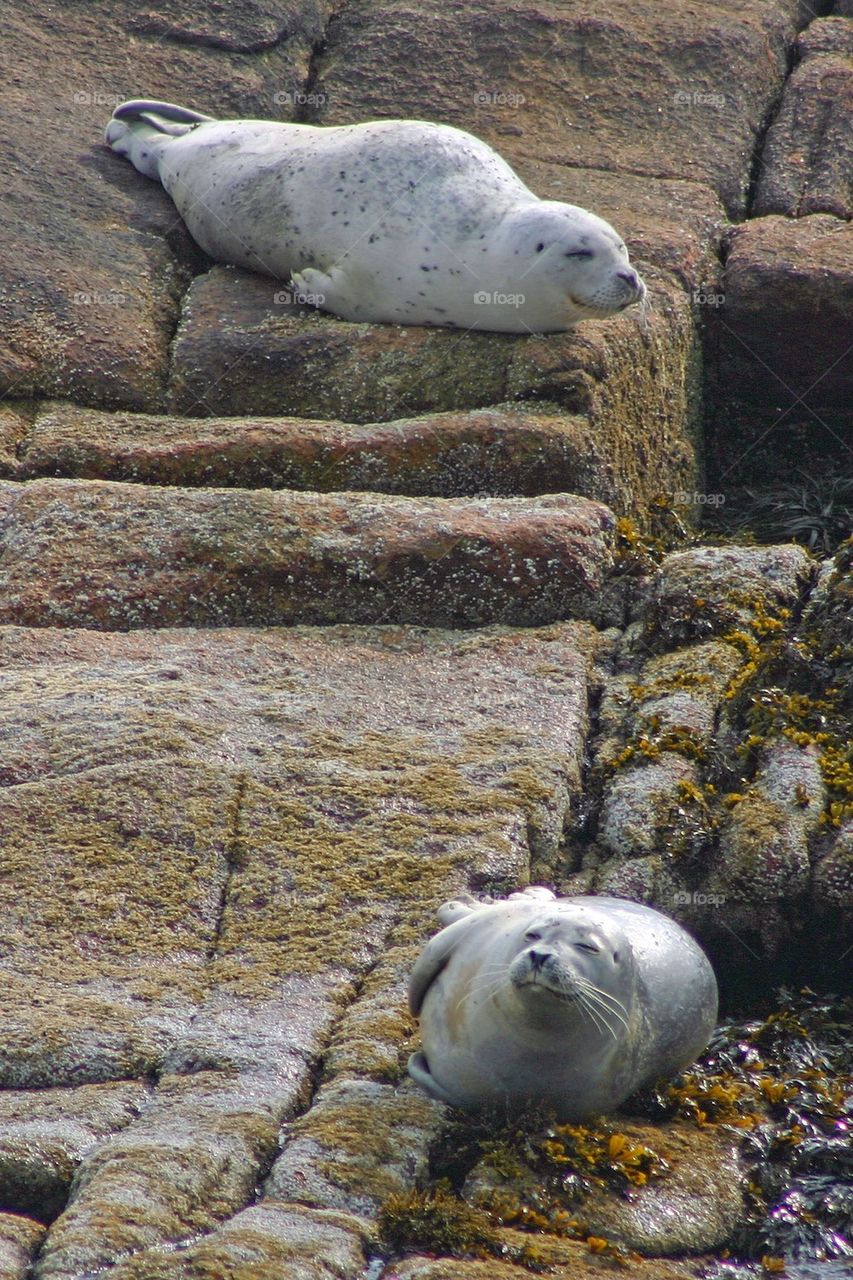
<box><xmin>104</xmin><ymin>101</ymin><xmax>646</xmax><ymax>333</ymax></box>
<box><xmin>408</xmin><ymin>888</ymin><xmax>717</xmax><ymax>1118</ymax></box>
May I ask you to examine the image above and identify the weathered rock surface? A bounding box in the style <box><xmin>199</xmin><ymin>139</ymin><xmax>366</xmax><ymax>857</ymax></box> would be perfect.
<box><xmin>0</xmin><ymin>1082</ymin><xmax>148</xmax><ymax>1222</ymax></box>
<box><xmin>0</xmin><ymin>1</ymin><xmax>327</xmax><ymax>408</ymax></box>
<box><xmin>753</xmin><ymin>17</ymin><xmax>853</xmax><ymax>219</ymax></box>
<box><xmin>565</xmin><ymin>543</ymin><xmax>839</xmax><ymax>969</ymax></box>
<box><xmin>0</xmin><ymin>621</ymin><xmax>597</xmax><ymax>1262</ymax></box>
<box><xmin>637</xmin><ymin>543</ymin><xmax>815</xmax><ymax>650</ymax></box>
<box><xmin>465</xmin><ymin>1119</ymin><xmax>743</xmax><ymax>1256</ymax></box>
<box><xmin>0</xmin><ymin>1213</ymin><xmax>48</xmax><ymax>1280</ymax></box>
<box><xmin>166</xmin><ymin>268</ymin><xmax>697</xmax><ymax>449</ymax></box>
<box><xmin>4</xmin><ymin>401</ymin><xmax>671</xmax><ymax>517</ymax></box>
<box><xmin>386</xmin><ymin>1254</ymin><xmax>702</xmax><ymax>1280</ymax></box>
<box><xmin>710</xmin><ymin>215</ymin><xmax>853</xmax><ymax>484</ymax></box>
<box><xmin>2</xmin><ymin>0</ymin><xmax>851</xmax><ymax>1273</ymax></box>
<box><xmin>45</xmin><ymin>1204</ymin><xmax>370</xmax><ymax>1280</ymax></box>
<box><xmin>312</xmin><ymin>0</ymin><xmax>801</xmax><ymax>217</ymax></box>
<box><xmin>8</xmin><ymin>394</ymin><xmax>694</xmax><ymax>529</ymax></box>
<box><xmin>0</xmin><ymin>479</ymin><xmax>615</xmax><ymax>629</ymax></box>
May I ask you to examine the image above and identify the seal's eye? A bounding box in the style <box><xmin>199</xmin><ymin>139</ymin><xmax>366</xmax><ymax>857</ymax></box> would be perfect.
<box><xmin>525</xmin><ymin>929</ymin><xmax>542</xmax><ymax>941</ymax></box>
<box><xmin>565</xmin><ymin>250</ymin><xmax>593</xmax><ymax>259</ymax></box>
<box><xmin>575</xmin><ymin>942</ymin><xmax>600</xmax><ymax>953</ymax></box>
<box><xmin>535</xmin><ymin>242</ymin><xmax>545</xmax><ymax>252</ymax></box>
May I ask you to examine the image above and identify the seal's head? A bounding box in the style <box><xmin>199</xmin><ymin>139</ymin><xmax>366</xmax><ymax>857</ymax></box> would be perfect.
<box><xmin>504</xmin><ymin>904</ymin><xmax>634</xmax><ymax>1038</ymax></box>
<box><xmin>504</xmin><ymin>201</ymin><xmax>646</xmax><ymax>325</ymax></box>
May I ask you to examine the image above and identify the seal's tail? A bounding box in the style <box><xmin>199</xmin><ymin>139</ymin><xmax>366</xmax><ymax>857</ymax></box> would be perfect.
<box><xmin>105</xmin><ymin>100</ymin><xmax>214</xmax><ymax>179</ymax></box>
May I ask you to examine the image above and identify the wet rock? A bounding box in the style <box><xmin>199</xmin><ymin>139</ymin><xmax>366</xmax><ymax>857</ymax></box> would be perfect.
<box><xmin>266</xmin><ymin>1078</ymin><xmax>445</xmax><ymax>1216</ymax></box>
<box><xmin>753</xmin><ymin>18</ymin><xmax>853</xmax><ymax>219</ymax></box>
<box><xmin>44</xmin><ymin>1203</ymin><xmax>369</xmax><ymax>1280</ymax></box>
<box><xmin>570</xmin><ymin>1124</ymin><xmax>743</xmax><ymax>1254</ymax></box>
<box><xmin>605</xmin><ymin>641</ymin><xmax>743</xmax><ymax>749</ymax></box>
<box><xmin>0</xmin><ymin>479</ymin><xmax>615</xmax><ymax>630</ymax></box>
<box><xmin>464</xmin><ymin>1119</ymin><xmax>743</xmax><ymax>1257</ymax></box>
<box><xmin>319</xmin><ymin>947</ymin><xmax>418</xmax><ymax>1085</ymax></box>
<box><xmin>599</xmin><ymin>754</ymin><xmax>699</xmax><ymax>860</ymax></box>
<box><xmin>813</xmin><ymin>819</ymin><xmax>853</xmax><ymax>926</ymax></box>
<box><xmin>0</xmin><ymin>1214</ymin><xmax>47</xmax><ymax>1280</ymax></box>
<box><xmin>0</xmin><ymin>1081</ymin><xmax>148</xmax><ymax>1224</ymax></box>
<box><xmin>638</xmin><ymin>544</ymin><xmax>814</xmax><ymax>650</ymax></box>
<box><xmin>35</xmin><ymin>1069</ymin><xmax>313</xmax><ymax>1276</ymax></box>
<box><xmin>706</xmin><ymin>740</ymin><xmax>825</xmax><ymax>955</ymax></box>
<box><xmin>710</xmin><ymin>215</ymin><xmax>853</xmax><ymax>484</ymax></box>
<box><xmin>312</xmin><ymin>0</ymin><xmax>800</xmax><ymax>216</ymax></box>
<box><xmin>388</xmin><ymin>1253</ymin><xmax>699</xmax><ymax>1280</ymax></box>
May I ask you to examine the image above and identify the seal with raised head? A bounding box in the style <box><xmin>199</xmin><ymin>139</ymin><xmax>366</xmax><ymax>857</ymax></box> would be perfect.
<box><xmin>104</xmin><ymin>100</ymin><xmax>646</xmax><ymax>333</ymax></box>
<box><xmin>408</xmin><ymin>888</ymin><xmax>717</xmax><ymax>1118</ymax></box>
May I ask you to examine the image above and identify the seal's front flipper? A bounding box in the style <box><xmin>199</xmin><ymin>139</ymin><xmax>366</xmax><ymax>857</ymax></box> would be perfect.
<box><xmin>291</xmin><ymin>267</ymin><xmax>336</xmax><ymax>311</ymax></box>
<box><xmin>407</xmin><ymin>1051</ymin><xmax>457</xmax><ymax>1105</ymax></box>
<box><xmin>104</xmin><ymin>99</ymin><xmax>213</xmax><ymax>181</ymax></box>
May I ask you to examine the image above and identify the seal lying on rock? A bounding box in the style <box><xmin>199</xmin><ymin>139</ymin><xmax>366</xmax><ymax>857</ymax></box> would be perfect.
<box><xmin>408</xmin><ymin>887</ymin><xmax>717</xmax><ymax>1118</ymax></box>
<box><xmin>104</xmin><ymin>100</ymin><xmax>646</xmax><ymax>333</ymax></box>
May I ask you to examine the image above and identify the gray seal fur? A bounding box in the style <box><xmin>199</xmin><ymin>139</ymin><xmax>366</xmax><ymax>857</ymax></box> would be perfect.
<box><xmin>105</xmin><ymin>100</ymin><xmax>646</xmax><ymax>333</ymax></box>
<box><xmin>408</xmin><ymin>888</ymin><xmax>717</xmax><ymax>1118</ymax></box>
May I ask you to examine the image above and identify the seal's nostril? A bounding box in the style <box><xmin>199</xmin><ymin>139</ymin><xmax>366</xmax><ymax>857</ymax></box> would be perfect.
<box><xmin>529</xmin><ymin>949</ymin><xmax>547</xmax><ymax>971</ymax></box>
<box><xmin>618</xmin><ymin>269</ymin><xmax>639</xmax><ymax>287</ymax></box>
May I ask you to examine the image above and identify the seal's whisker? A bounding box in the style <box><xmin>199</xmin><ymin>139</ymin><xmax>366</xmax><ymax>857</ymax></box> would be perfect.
<box><xmin>575</xmin><ymin>975</ymin><xmax>631</xmax><ymax>1021</ymax></box>
<box><xmin>577</xmin><ymin>990</ymin><xmax>621</xmax><ymax>1041</ymax></box>
<box><xmin>572</xmin><ymin>990</ymin><xmax>613</xmax><ymax>1038</ymax></box>
<box><xmin>574</xmin><ymin>979</ymin><xmax>631</xmax><ymax>1033</ymax></box>
<box><xmin>573</xmin><ymin>977</ymin><xmax>627</xmax><ymax>1018</ymax></box>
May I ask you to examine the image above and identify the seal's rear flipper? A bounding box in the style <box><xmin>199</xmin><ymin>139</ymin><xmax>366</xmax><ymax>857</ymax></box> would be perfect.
<box><xmin>104</xmin><ymin>99</ymin><xmax>214</xmax><ymax>180</ymax></box>
<box><xmin>407</xmin><ymin>1051</ymin><xmax>457</xmax><ymax>1105</ymax></box>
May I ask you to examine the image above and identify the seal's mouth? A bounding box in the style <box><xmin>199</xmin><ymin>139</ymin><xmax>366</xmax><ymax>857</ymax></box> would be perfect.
<box><xmin>511</xmin><ymin>952</ymin><xmax>576</xmax><ymax>999</ymax></box>
<box><xmin>568</xmin><ymin>276</ymin><xmax>646</xmax><ymax>316</ymax></box>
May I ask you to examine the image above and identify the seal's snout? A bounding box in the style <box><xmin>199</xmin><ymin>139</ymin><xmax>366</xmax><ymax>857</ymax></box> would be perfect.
<box><xmin>618</xmin><ymin>268</ymin><xmax>641</xmax><ymax>290</ymax></box>
<box><xmin>528</xmin><ymin>947</ymin><xmax>550</xmax><ymax>972</ymax></box>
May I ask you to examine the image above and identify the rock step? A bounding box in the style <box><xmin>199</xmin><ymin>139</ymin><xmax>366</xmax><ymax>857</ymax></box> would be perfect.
<box><xmin>0</xmin><ymin>480</ymin><xmax>615</xmax><ymax>631</ymax></box>
<box><xmin>7</xmin><ymin>401</ymin><xmax>681</xmax><ymax>522</ymax></box>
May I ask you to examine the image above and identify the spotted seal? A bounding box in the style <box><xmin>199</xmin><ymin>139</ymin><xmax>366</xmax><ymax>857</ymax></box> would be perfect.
<box><xmin>408</xmin><ymin>888</ymin><xmax>717</xmax><ymax>1118</ymax></box>
<box><xmin>105</xmin><ymin>101</ymin><xmax>646</xmax><ymax>333</ymax></box>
